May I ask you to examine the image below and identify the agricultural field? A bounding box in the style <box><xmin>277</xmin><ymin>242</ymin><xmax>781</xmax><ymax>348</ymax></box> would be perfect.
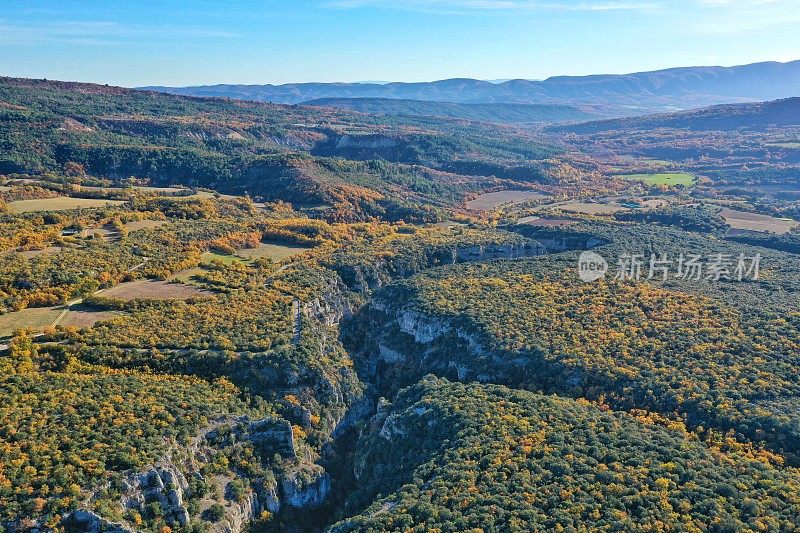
<box><xmin>131</xmin><ymin>185</ymin><xmax>190</xmax><ymax>194</ymax></box>
<box><xmin>719</xmin><ymin>208</ymin><xmax>799</xmax><ymax>234</ymax></box>
<box><xmin>6</xmin><ymin>197</ymin><xmax>127</xmax><ymax>213</ymax></box>
<box><xmin>167</xmin><ymin>266</ymin><xmax>208</xmax><ymax>284</ymax></box>
<box><xmin>559</xmin><ymin>201</ymin><xmax>627</xmax><ymax>214</ymax></box>
<box><xmin>201</xmin><ymin>251</ymin><xmax>246</xmax><ymax>265</ymax></box>
<box><xmin>0</xmin><ymin>307</ymin><xmax>61</xmax><ymax>337</ymax></box>
<box><xmin>234</xmin><ymin>242</ymin><xmax>311</xmax><ymax>261</ymax></box>
<box><xmin>17</xmin><ymin>246</ymin><xmax>63</xmax><ymax>258</ymax></box>
<box><xmin>95</xmin><ymin>280</ymin><xmax>212</xmax><ymax>300</ymax></box>
<box><xmin>465</xmin><ymin>189</ymin><xmax>548</xmax><ymax>211</ymax></box>
<box><xmin>618</xmin><ymin>172</ymin><xmax>696</xmax><ymax>186</ymax></box>
<box><xmin>516</xmin><ymin>216</ymin><xmax>575</xmax><ymax>227</ymax></box>
<box><xmin>56</xmin><ymin>306</ymin><xmax>120</xmax><ymax>328</ymax></box>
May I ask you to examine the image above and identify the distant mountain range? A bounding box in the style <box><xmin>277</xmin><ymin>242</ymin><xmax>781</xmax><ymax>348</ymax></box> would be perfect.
<box><xmin>140</xmin><ymin>60</ymin><xmax>800</xmax><ymax>112</ymax></box>
<box><xmin>552</xmin><ymin>97</ymin><xmax>800</xmax><ymax>134</ymax></box>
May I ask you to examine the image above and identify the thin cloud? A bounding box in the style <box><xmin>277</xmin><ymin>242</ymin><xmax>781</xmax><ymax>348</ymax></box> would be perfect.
<box><xmin>329</xmin><ymin>0</ymin><xmax>660</xmax><ymax>12</ymax></box>
<box><xmin>0</xmin><ymin>19</ymin><xmax>237</xmax><ymax>46</ymax></box>
<box><xmin>683</xmin><ymin>0</ymin><xmax>800</xmax><ymax>34</ymax></box>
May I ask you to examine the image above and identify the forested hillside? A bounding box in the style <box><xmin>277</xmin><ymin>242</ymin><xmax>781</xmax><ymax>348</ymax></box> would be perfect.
<box><xmin>333</xmin><ymin>377</ymin><xmax>800</xmax><ymax>532</ymax></box>
<box><xmin>554</xmin><ymin>97</ymin><xmax>800</xmax><ymax>134</ymax></box>
<box><xmin>302</xmin><ymin>98</ymin><xmax>598</xmax><ymax>125</ymax></box>
<box><xmin>0</xmin><ymin>77</ymin><xmax>568</xmax><ymax>221</ymax></box>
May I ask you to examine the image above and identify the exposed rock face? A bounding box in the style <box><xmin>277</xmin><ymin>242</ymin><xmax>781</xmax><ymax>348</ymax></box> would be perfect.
<box><xmin>124</xmin><ymin>465</ymin><xmax>191</xmax><ymax>527</ymax></box>
<box><xmin>332</xmin><ymin>239</ymin><xmax>546</xmax><ymax>295</ymax></box>
<box><xmin>454</xmin><ymin>241</ymin><xmax>546</xmax><ymax>262</ymax></box>
<box><xmin>379</xmin><ymin>343</ymin><xmax>406</xmax><ymax>364</ymax></box>
<box><xmin>536</xmin><ymin>235</ymin><xmax>607</xmax><ymax>253</ymax></box>
<box><xmin>249</xmin><ymin>418</ymin><xmax>297</xmax><ymax>458</ymax></box>
<box><xmin>378</xmin><ymin>413</ymin><xmax>407</xmax><ymax>442</ymax></box>
<box><xmin>346</xmin><ymin>298</ymin><xmax>536</xmax><ymax>396</ymax></box>
<box><xmin>263</xmin><ymin>481</ymin><xmax>282</xmax><ymax>514</ymax></box>
<box><xmin>302</xmin><ymin>279</ymin><xmax>354</xmax><ymax>326</ymax></box>
<box><xmin>69</xmin><ymin>418</ymin><xmax>300</xmax><ymax>532</ymax></box>
<box><xmin>397</xmin><ymin>309</ymin><xmax>452</xmax><ymax>344</ymax></box>
<box><xmin>215</xmin><ymin>491</ymin><xmax>262</xmax><ymax>533</ymax></box>
<box><xmin>62</xmin><ymin>510</ymin><xmax>131</xmax><ymax>532</ymax></box>
<box><xmin>332</xmin><ymin>394</ymin><xmax>374</xmax><ymax>438</ymax></box>
<box><xmin>281</xmin><ymin>465</ymin><xmax>331</xmax><ymax>509</ymax></box>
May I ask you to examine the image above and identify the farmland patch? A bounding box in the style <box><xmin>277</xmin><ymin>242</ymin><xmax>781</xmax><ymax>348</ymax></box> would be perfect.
<box><xmin>719</xmin><ymin>208</ymin><xmax>799</xmax><ymax>234</ymax></box>
<box><xmin>235</xmin><ymin>242</ymin><xmax>311</xmax><ymax>262</ymax></box>
<box><xmin>96</xmin><ymin>280</ymin><xmax>212</xmax><ymax>300</ymax></box>
<box><xmin>619</xmin><ymin>173</ymin><xmax>696</xmax><ymax>187</ymax></box>
<box><xmin>7</xmin><ymin>197</ymin><xmax>126</xmax><ymax>213</ymax></box>
<box><xmin>466</xmin><ymin>190</ymin><xmax>548</xmax><ymax>211</ymax></box>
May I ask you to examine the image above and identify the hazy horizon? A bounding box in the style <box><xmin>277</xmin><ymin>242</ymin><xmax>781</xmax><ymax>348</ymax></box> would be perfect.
<box><xmin>138</xmin><ymin>58</ymin><xmax>799</xmax><ymax>89</ymax></box>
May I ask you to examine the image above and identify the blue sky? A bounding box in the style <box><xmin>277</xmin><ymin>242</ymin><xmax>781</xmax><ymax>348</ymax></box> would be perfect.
<box><xmin>2</xmin><ymin>0</ymin><xmax>799</xmax><ymax>86</ymax></box>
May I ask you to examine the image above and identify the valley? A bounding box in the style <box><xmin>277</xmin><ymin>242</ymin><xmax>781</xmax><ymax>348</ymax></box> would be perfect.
<box><xmin>0</xmin><ymin>71</ymin><xmax>799</xmax><ymax>533</ymax></box>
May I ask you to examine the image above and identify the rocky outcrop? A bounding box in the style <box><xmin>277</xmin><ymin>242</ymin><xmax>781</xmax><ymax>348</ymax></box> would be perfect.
<box><xmin>62</xmin><ymin>510</ymin><xmax>131</xmax><ymax>533</ymax></box>
<box><xmin>453</xmin><ymin>241</ymin><xmax>545</xmax><ymax>262</ymax></box>
<box><xmin>332</xmin><ymin>394</ymin><xmax>374</xmax><ymax>438</ymax></box>
<box><xmin>280</xmin><ymin>465</ymin><xmax>331</xmax><ymax>509</ymax></box>
<box><xmin>378</xmin><ymin>413</ymin><xmax>407</xmax><ymax>442</ymax></box>
<box><xmin>69</xmin><ymin>417</ymin><xmax>305</xmax><ymax>532</ymax></box>
<box><xmin>215</xmin><ymin>491</ymin><xmax>262</xmax><ymax>533</ymax></box>
<box><xmin>346</xmin><ymin>297</ymin><xmax>539</xmax><ymax>398</ymax></box>
<box><xmin>397</xmin><ymin>309</ymin><xmax>452</xmax><ymax>344</ymax></box>
<box><xmin>249</xmin><ymin>417</ymin><xmax>297</xmax><ymax>459</ymax></box>
<box><xmin>121</xmin><ymin>465</ymin><xmax>191</xmax><ymax>527</ymax></box>
<box><xmin>302</xmin><ymin>278</ymin><xmax>354</xmax><ymax>326</ymax></box>
<box><xmin>332</xmin><ymin>239</ymin><xmax>546</xmax><ymax>295</ymax></box>
<box><xmin>334</xmin><ymin>135</ymin><xmax>399</xmax><ymax>150</ymax></box>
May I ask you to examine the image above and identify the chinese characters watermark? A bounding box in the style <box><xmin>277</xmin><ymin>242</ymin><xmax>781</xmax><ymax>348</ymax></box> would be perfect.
<box><xmin>578</xmin><ymin>251</ymin><xmax>761</xmax><ymax>283</ymax></box>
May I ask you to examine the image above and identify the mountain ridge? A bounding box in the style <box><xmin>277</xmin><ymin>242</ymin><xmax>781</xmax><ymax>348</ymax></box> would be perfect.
<box><xmin>139</xmin><ymin>59</ymin><xmax>800</xmax><ymax>111</ymax></box>
<box><xmin>551</xmin><ymin>96</ymin><xmax>800</xmax><ymax>134</ymax></box>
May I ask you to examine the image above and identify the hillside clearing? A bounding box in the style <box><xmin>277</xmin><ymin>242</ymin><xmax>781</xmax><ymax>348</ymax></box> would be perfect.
<box><xmin>619</xmin><ymin>173</ymin><xmax>696</xmax><ymax>186</ymax></box>
<box><xmin>0</xmin><ymin>307</ymin><xmax>61</xmax><ymax>337</ymax></box>
<box><xmin>7</xmin><ymin>197</ymin><xmax>126</xmax><ymax>213</ymax></box>
<box><xmin>235</xmin><ymin>242</ymin><xmax>311</xmax><ymax>261</ymax></box>
<box><xmin>96</xmin><ymin>280</ymin><xmax>212</xmax><ymax>300</ymax></box>
<box><xmin>719</xmin><ymin>208</ymin><xmax>799</xmax><ymax>234</ymax></box>
<box><xmin>57</xmin><ymin>306</ymin><xmax>120</xmax><ymax>328</ymax></box>
<box><xmin>516</xmin><ymin>216</ymin><xmax>575</xmax><ymax>227</ymax></box>
<box><xmin>466</xmin><ymin>190</ymin><xmax>548</xmax><ymax>211</ymax></box>
<box><xmin>560</xmin><ymin>202</ymin><xmax>627</xmax><ymax>215</ymax></box>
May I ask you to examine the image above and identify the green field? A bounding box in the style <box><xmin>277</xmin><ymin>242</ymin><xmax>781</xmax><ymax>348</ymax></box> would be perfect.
<box><xmin>619</xmin><ymin>173</ymin><xmax>696</xmax><ymax>186</ymax></box>
<box><xmin>0</xmin><ymin>307</ymin><xmax>61</xmax><ymax>337</ymax></box>
<box><xmin>7</xmin><ymin>197</ymin><xmax>127</xmax><ymax>213</ymax></box>
<box><xmin>201</xmin><ymin>251</ymin><xmax>245</xmax><ymax>265</ymax></box>
<box><xmin>235</xmin><ymin>242</ymin><xmax>311</xmax><ymax>261</ymax></box>
<box><xmin>168</xmin><ymin>266</ymin><xmax>207</xmax><ymax>284</ymax></box>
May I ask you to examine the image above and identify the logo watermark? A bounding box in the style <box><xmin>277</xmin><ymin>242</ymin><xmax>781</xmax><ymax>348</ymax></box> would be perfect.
<box><xmin>578</xmin><ymin>251</ymin><xmax>609</xmax><ymax>282</ymax></box>
<box><xmin>578</xmin><ymin>251</ymin><xmax>761</xmax><ymax>283</ymax></box>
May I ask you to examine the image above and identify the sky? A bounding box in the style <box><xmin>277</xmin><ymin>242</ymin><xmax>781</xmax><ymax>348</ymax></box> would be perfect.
<box><xmin>1</xmin><ymin>0</ymin><xmax>799</xmax><ymax>86</ymax></box>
